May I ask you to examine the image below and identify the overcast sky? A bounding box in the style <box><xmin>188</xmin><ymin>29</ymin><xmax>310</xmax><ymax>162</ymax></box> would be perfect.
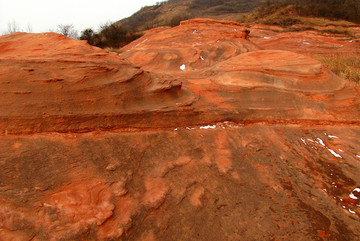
<box><xmin>0</xmin><ymin>0</ymin><xmax>161</xmax><ymax>34</ymax></box>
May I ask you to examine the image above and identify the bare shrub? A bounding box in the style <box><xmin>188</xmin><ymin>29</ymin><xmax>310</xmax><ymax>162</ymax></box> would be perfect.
<box><xmin>57</xmin><ymin>24</ymin><xmax>79</xmax><ymax>39</ymax></box>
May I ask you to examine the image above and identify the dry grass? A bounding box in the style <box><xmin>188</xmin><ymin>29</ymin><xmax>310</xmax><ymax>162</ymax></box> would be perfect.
<box><xmin>104</xmin><ymin>47</ymin><xmax>122</xmax><ymax>53</ymax></box>
<box><xmin>243</xmin><ymin>5</ymin><xmax>303</xmax><ymax>27</ymax></box>
<box><xmin>298</xmin><ymin>17</ymin><xmax>356</xmax><ymax>27</ymax></box>
<box><xmin>318</xmin><ymin>27</ymin><xmax>357</xmax><ymax>38</ymax></box>
<box><xmin>316</xmin><ymin>55</ymin><xmax>360</xmax><ymax>85</ymax></box>
<box><xmin>265</xmin><ymin>25</ymin><xmax>356</xmax><ymax>39</ymax></box>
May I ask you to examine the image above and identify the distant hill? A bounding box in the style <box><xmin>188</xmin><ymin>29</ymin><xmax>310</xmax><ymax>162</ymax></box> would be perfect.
<box><xmin>243</xmin><ymin>0</ymin><xmax>360</xmax><ymax>27</ymax></box>
<box><xmin>115</xmin><ymin>0</ymin><xmax>360</xmax><ymax>32</ymax></box>
<box><xmin>81</xmin><ymin>0</ymin><xmax>360</xmax><ymax>49</ymax></box>
<box><xmin>115</xmin><ymin>0</ymin><xmax>262</xmax><ymax>31</ymax></box>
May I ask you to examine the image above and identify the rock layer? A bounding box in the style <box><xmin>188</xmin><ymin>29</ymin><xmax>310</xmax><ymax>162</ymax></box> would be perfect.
<box><xmin>0</xmin><ymin>19</ymin><xmax>359</xmax><ymax>240</ymax></box>
<box><xmin>0</xmin><ymin>33</ymin><xmax>192</xmax><ymax>134</ymax></box>
<box><xmin>249</xmin><ymin>24</ymin><xmax>360</xmax><ymax>56</ymax></box>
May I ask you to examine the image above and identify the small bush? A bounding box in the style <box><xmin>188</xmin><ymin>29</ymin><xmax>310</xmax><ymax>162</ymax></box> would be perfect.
<box><xmin>57</xmin><ymin>24</ymin><xmax>79</xmax><ymax>39</ymax></box>
<box><xmin>98</xmin><ymin>23</ymin><xmax>127</xmax><ymax>48</ymax></box>
<box><xmin>80</xmin><ymin>28</ymin><xmax>101</xmax><ymax>46</ymax></box>
<box><xmin>80</xmin><ymin>24</ymin><xmax>144</xmax><ymax>49</ymax></box>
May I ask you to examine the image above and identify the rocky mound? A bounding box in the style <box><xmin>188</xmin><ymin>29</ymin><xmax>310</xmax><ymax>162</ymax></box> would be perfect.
<box><xmin>0</xmin><ymin>19</ymin><xmax>359</xmax><ymax>240</ymax></box>
<box><xmin>0</xmin><ymin>32</ymin><xmax>192</xmax><ymax>134</ymax></box>
<box><xmin>2</xmin><ymin>20</ymin><xmax>360</xmax><ymax>135</ymax></box>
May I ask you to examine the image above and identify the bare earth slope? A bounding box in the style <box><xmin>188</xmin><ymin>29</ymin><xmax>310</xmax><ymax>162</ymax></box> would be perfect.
<box><xmin>0</xmin><ymin>19</ymin><xmax>359</xmax><ymax>240</ymax></box>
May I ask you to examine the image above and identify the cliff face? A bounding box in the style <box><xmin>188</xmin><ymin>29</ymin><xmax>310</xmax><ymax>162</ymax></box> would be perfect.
<box><xmin>0</xmin><ymin>19</ymin><xmax>359</xmax><ymax>240</ymax></box>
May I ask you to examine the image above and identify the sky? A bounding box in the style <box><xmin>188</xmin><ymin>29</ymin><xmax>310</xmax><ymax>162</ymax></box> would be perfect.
<box><xmin>0</xmin><ymin>0</ymin><xmax>162</xmax><ymax>34</ymax></box>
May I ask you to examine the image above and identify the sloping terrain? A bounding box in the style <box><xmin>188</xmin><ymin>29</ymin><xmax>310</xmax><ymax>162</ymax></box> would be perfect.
<box><xmin>115</xmin><ymin>0</ymin><xmax>261</xmax><ymax>31</ymax></box>
<box><xmin>113</xmin><ymin>0</ymin><xmax>360</xmax><ymax>33</ymax></box>
<box><xmin>0</xmin><ymin>19</ymin><xmax>360</xmax><ymax>240</ymax></box>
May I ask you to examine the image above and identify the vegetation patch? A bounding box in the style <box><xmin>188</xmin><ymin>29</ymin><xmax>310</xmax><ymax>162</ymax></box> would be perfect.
<box><xmin>80</xmin><ymin>23</ymin><xmax>144</xmax><ymax>49</ymax></box>
<box><xmin>79</xmin><ymin>0</ymin><xmax>360</xmax><ymax>49</ymax></box>
<box><xmin>318</xmin><ymin>28</ymin><xmax>357</xmax><ymax>38</ymax></box>
<box><xmin>283</xmin><ymin>25</ymin><xmax>315</xmax><ymax>32</ymax></box>
<box><xmin>317</xmin><ymin>55</ymin><xmax>360</xmax><ymax>85</ymax></box>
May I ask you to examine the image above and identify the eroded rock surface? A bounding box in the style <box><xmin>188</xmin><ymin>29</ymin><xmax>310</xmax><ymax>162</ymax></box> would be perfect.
<box><xmin>0</xmin><ymin>19</ymin><xmax>359</xmax><ymax>240</ymax></box>
<box><xmin>0</xmin><ymin>32</ymin><xmax>192</xmax><ymax>134</ymax></box>
<box><xmin>249</xmin><ymin>24</ymin><xmax>360</xmax><ymax>56</ymax></box>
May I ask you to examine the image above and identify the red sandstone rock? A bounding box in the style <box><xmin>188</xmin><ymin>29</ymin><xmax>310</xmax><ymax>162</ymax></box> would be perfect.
<box><xmin>0</xmin><ymin>32</ymin><xmax>193</xmax><ymax>134</ymax></box>
<box><xmin>249</xmin><ymin>24</ymin><xmax>360</xmax><ymax>56</ymax></box>
<box><xmin>0</xmin><ymin>19</ymin><xmax>359</xmax><ymax>240</ymax></box>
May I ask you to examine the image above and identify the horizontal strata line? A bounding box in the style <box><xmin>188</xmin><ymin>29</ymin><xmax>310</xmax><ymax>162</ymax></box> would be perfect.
<box><xmin>1</xmin><ymin>119</ymin><xmax>360</xmax><ymax>136</ymax></box>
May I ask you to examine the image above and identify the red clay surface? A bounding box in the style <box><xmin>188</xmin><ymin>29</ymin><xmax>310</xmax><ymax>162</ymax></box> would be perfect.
<box><xmin>0</xmin><ymin>19</ymin><xmax>359</xmax><ymax>240</ymax></box>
